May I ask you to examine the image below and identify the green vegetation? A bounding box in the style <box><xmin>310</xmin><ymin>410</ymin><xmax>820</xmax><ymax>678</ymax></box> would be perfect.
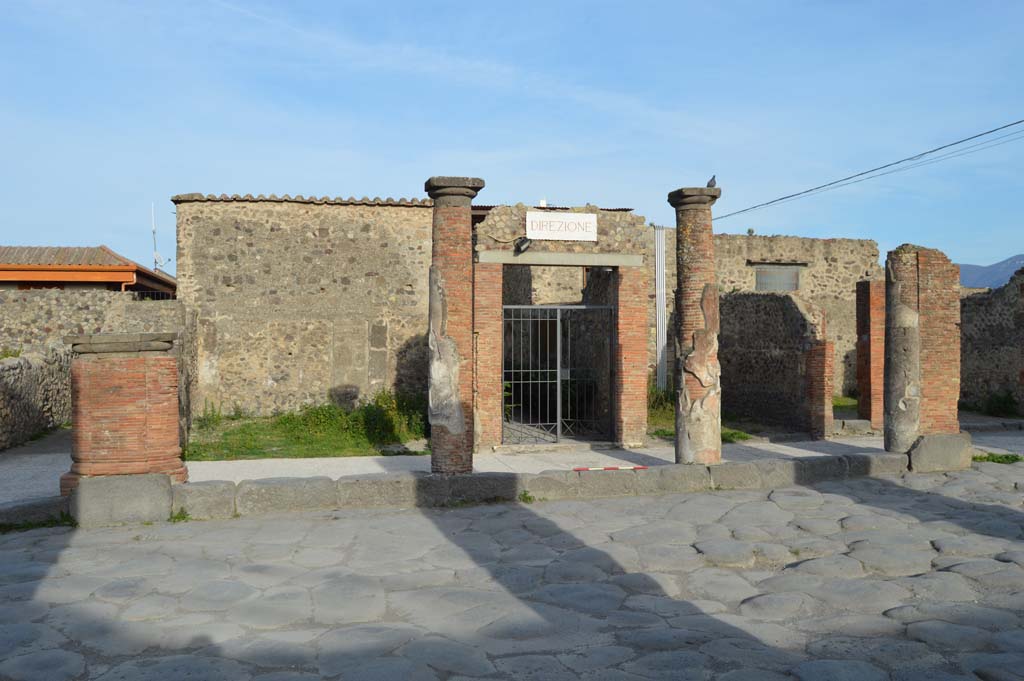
<box><xmin>647</xmin><ymin>381</ymin><xmax>675</xmax><ymax>431</ymax></box>
<box><xmin>0</xmin><ymin>512</ymin><xmax>76</xmax><ymax>534</ymax></box>
<box><xmin>972</xmin><ymin>452</ymin><xmax>1024</xmax><ymax>464</ymax></box>
<box><xmin>0</xmin><ymin>347</ymin><xmax>21</xmax><ymax>360</ymax></box>
<box><xmin>517</xmin><ymin>490</ymin><xmax>536</xmax><ymax>504</ymax></box>
<box><xmin>981</xmin><ymin>390</ymin><xmax>1020</xmax><ymax>418</ymax></box>
<box><xmin>169</xmin><ymin>508</ymin><xmax>191</xmax><ymax>523</ymax></box>
<box><xmin>651</xmin><ymin>427</ymin><xmax>751</xmax><ymax>444</ymax></box>
<box><xmin>832</xmin><ymin>395</ymin><xmax>858</xmax><ymax>410</ymax></box>
<box><xmin>186</xmin><ymin>391</ymin><xmax>428</xmax><ymax>461</ymax></box>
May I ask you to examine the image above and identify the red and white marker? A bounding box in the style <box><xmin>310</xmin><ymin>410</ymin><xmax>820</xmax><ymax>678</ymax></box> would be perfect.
<box><xmin>572</xmin><ymin>466</ymin><xmax>649</xmax><ymax>471</ymax></box>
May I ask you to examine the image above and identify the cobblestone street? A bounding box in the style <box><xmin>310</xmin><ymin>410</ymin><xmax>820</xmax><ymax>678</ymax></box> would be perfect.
<box><xmin>2</xmin><ymin>465</ymin><xmax>1023</xmax><ymax>680</ymax></box>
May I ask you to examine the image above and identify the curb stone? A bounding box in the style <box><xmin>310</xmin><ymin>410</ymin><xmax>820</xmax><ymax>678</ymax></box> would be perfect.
<box><xmin>58</xmin><ymin>450</ymin><xmax>922</xmax><ymax>527</ymax></box>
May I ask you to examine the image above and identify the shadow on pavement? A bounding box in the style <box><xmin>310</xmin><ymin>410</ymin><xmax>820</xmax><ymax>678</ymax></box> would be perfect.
<box><xmin>1</xmin><ymin>466</ymin><xmax>1023</xmax><ymax>679</ymax></box>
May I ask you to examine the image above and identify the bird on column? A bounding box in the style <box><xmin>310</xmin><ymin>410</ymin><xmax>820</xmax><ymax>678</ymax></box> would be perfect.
<box><xmin>706</xmin><ymin>175</ymin><xmax>717</xmax><ymax>188</ymax></box>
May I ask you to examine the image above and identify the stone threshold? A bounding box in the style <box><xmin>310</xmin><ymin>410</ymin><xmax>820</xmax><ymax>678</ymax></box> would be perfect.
<box><xmin>59</xmin><ymin>451</ymin><xmax>925</xmax><ymax>528</ymax></box>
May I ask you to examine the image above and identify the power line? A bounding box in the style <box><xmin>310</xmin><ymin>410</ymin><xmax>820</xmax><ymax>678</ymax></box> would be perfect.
<box><xmin>714</xmin><ymin>117</ymin><xmax>1024</xmax><ymax>221</ymax></box>
<box><xmin>743</xmin><ymin>128</ymin><xmax>1024</xmax><ymax>212</ymax></box>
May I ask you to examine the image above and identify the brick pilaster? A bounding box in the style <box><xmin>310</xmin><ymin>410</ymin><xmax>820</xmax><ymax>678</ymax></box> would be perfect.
<box><xmin>807</xmin><ymin>339</ymin><xmax>835</xmax><ymax>439</ymax></box>
<box><xmin>473</xmin><ymin>262</ymin><xmax>503</xmax><ymax>450</ymax></box>
<box><xmin>61</xmin><ymin>333</ymin><xmax>187</xmax><ymax>496</ymax></box>
<box><xmin>884</xmin><ymin>245</ymin><xmax>960</xmax><ymax>452</ymax></box>
<box><xmin>614</xmin><ymin>266</ymin><xmax>649</xmax><ymax>446</ymax></box>
<box><xmin>856</xmin><ymin>279</ymin><xmax>885</xmax><ymax>429</ymax></box>
<box><xmin>918</xmin><ymin>249</ymin><xmax>961</xmax><ymax>434</ymax></box>
<box><xmin>668</xmin><ymin>186</ymin><xmax>722</xmax><ymax>464</ymax></box>
<box><xmin>425</xmin><ymin>176</ymin><xmax>484</xmax><ymax>474</ymax></box>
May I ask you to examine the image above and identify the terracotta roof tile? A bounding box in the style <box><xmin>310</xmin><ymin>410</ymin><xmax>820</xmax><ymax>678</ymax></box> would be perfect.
<box><xmin>0</xmin><ymin>246</ymin><xmax>130</xmax><ymax>267</ymax></box>
<box><xmin>171</xmin><ymin>193</ymin><xmax>434</xmax><ymax>207</ymax></box>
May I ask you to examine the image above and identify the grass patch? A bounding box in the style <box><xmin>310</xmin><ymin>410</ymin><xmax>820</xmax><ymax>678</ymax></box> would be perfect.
<box><xmin>0</xmin><ymin>512</ymin><xmax>76</xmax><ymax>534</ymax></box>
<box><xmin>973</xmin><ymin>452</ymin><xmax>1024</xmax><ymax>464</ymax></box>
<box><xmin>832</xmin><ymin>395</ymin><xmax>858</xmax><ymax>410</ymax></box>
<box><xmin>651</xmin><ymin>427</ymin><xmax>751</xmax><ymax>444</ymax></box>
<box><xmin>186</xmin><ymin>391</ymin><xmax>427</xmax><ymax>460</ymax></box>
<box><xmin>0</xmin><ymin>347</ymin><xmax>21</xmax><ymax>360</ymax></box>
<box><xmin>169</xmin><ymin>508</ymin><xmax>191</xmax><ymax>523</ymax></box>
<box><xmin>517</xmin><ymin>490</ymin><xmax>535</xmax><ymax>504</ymax></box>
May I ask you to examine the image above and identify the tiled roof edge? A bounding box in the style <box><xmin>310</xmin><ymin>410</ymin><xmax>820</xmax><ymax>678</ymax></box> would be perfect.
<box><xmin>170</xmin><ymin>193</ymin><xmax>433</xmax><ymax>207</ymax></box>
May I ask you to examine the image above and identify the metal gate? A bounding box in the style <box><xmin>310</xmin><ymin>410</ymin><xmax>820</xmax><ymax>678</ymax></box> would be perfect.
<box><xmin>502</xmin><ymin>305</ymin><xmax>613</xmax><ymax>444</ymax></box>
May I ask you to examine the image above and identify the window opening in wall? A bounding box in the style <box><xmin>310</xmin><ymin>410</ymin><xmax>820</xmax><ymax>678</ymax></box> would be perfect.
<box><xmin>753</xmin><ymin>264</ymin><xmax>803</xmax><ymax>292</ymax></box>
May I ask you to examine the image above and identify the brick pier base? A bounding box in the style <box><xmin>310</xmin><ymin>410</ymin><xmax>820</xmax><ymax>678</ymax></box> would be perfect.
<box><xmin>61</xmin><ymin>333</ymin><xmax>187</xmax><ymax>496</ymax></box>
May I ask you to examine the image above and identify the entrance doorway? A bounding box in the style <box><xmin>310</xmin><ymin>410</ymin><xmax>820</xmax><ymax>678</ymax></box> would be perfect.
<box><xmin>501</xmin><ymin>305</ymin><xmax>613</xmax><ymax>444</ymax></box>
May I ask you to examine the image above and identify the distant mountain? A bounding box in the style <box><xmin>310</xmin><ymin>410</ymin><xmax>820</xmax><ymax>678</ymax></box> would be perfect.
<box><xmin>959</xmin><ymin>254</ymin><xmax>1024</xmax><ymax>289</ymax></box>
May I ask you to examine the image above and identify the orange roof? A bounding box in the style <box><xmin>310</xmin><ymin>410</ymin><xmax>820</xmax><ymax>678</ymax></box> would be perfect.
<box><xmin>0</xmin><ymin>245</ymin><xmax>175</xmax><ymax>291</ymax></box>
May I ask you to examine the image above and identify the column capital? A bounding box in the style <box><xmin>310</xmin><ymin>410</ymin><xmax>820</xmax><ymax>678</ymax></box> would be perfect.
<box><xmin>667</xmin><ymin>187</ymin><xmax>721</xmax><ymax>209</ymax></box>
<box><xmin>425</xmin><ymin>176</ymin><xmax>485</xmax><ymax>201</ymax></box>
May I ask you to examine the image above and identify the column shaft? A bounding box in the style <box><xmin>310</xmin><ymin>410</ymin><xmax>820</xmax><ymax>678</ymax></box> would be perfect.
<box><xmin>668</xmin><ymin>187</ymin><xmax>722</xmax><ymax>464</ymax></box>
<box><xmin>425</xmin><ymin>176</ymin><xmax>484</xmax><ymax>474</ymax></box>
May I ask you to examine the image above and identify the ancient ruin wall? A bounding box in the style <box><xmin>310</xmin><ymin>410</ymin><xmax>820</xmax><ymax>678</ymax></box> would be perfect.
<box><xmin>961</xmin><ymin>269</ymin><xmax>1024</xmax><ymax>413</ymax></box>
<box><xmin>655</xmin><ymin>233</ymin><xmax>881</xmax><ymax>395</ymax></box>
<box><xmin>0</xmin><ymin>289</ymin><xmax>183</xmax><ymax>351</ymax></box>
<box><xmin>0</xmin><ymin>345</ymin><xmax>72</xmax><ymax>451</ymax></box>
<box><xmin>174</xmin><ymin>196</ymin><xmax>434</xmax><ymax>418</ymax></box>
<box><xmin>719</xmin><ymin>292</ymin><xmax>831</xmax><ymax>433</ymax></box>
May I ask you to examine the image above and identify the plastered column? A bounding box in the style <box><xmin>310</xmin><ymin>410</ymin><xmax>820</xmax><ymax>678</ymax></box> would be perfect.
<box><xmin>884</xmin><ymin>247</ymin><xmax>922</xmax><ymax>452</ymax></box>
<box><xmin>668</xmin><ymin>186</ymin><xmax>722</xmax><ymax>464</ymax></box>
<box><xmin>60</xmin><ymin>333</ymin><xmax>188</xmax><ymax>496</ymax></box>
<box><xmin>425</xmin><ymin>176</ymin><xmax>484</xmax><ymax>474</ymax></box>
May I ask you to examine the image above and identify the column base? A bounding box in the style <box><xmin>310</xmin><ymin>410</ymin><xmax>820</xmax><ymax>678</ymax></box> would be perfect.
<box><xmin>60</xmin><ymin>464</ymin><xmax>188</xmax><ymax>496</ymax></box>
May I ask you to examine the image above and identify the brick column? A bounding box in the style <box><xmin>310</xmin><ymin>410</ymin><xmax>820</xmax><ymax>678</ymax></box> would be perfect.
<box><xmin>884</xmin><ymin>245</ymin><xmax>961</xmax><ymax>452</ymax></box>
<box><xmin>614</xmin><ymin>266</ymin><xmax>649</xmax><ymax>446</ymax></box>
<box><xmin>60</xmin><ymin>333</ymin><xmax>187</xmax><ymax>496</ymax></box>
<box><xmin>425</xmin><ymin>176</ymin><xmax>484</xmax><ymax>474</ymax></box>
<box><xmin>856</xmin><ymin>279</ymin><xmax>885</xmax><ymax>429</ymax></box>
<box><xmin>668</xmin><ymin>186</ymin><xmax>722</xmax><ymax>464</ymax></box>
<box><xmin>473</xmin><ymin>262</ymin><xmax>503</xmax><ymax>450</ymax></box>
<box><xmin>807</xmin><ymin>340</ymin><xmax>835</xmax><ymax>438</ymax></box>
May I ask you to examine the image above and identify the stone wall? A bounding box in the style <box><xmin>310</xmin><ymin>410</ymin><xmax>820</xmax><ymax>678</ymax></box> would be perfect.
<box><xmin>719</xmin><ymin>292</ymin><xmax>831</xmax><ymax>433</ymax></box>
<box><xmin>0</xmin><ymin>345</ymin><xmax>72</xmax><ymax>451</ymax></box>
<box><xmin>174</xmin><ymin>195</ymin><xmax>435</xmax><ymax>418</ymax></box>
<box><xmin>0</xmin><ymin>289</ymin><xmax>184</xmax><ymax>351</ymax></box>
<box><xmin>961</xmin><ymin>269</ymin><xmax>1024</xmax><ymax>413</ymax></box>
<box><xmin>654</xmin><ymin>233</ymin><xmax>881</xmax><ymax>396</ymax></box>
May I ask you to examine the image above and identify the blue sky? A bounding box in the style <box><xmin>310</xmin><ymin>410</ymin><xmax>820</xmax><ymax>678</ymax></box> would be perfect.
<box><xmin>1</xmin><ymin>1</ymin><xmax>1022</xmax><ymax>275</ymax></box>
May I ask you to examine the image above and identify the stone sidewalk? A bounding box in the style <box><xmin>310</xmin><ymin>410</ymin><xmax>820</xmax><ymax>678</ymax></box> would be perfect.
<box><xmin>1</xmin><ymin>465</ymin><xmax>1023</xmax><ymax>680</ymax></box>
<box><xmin>3</xmin><ymin>423</ymin><xmax>1023</xmax><ymax>507</ymax></box>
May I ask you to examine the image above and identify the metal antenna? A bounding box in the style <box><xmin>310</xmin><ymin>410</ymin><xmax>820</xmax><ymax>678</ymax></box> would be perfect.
<box><xmin>151</xmin><ymin>202</ymin><xmax>170</xmax><ymax>271</ymax></box>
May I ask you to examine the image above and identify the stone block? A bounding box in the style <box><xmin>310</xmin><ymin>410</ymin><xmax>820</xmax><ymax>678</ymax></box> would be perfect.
<box><xmin>235</xmin><ymin>477</ymin><xmax>336</xmax><ymax>516</ymax></box>
<box><xmin>0</xmin><ymin>496</ymin><xmax>69</xmax><ymax>526</ymax></box>
<box><xmin>575</xmin><ymin>469</ymin><xmax>637</xmax><ymax>498</ymax></box>
<box><xmin>70</xmin><ymin>474</ymin><xmax>172</xmax><ymax>527</ymax></box>
<box><xmin>845</xmin><ymin>453</ymin><xmax>909</xmax><ymax>478</ymax></box>
<box><xmin>412</xmin><ymin>473</ymin><xmax>451</xmax><ymax>506</ymax></box>
<box><xmin>657</xmin><ymin>464</ymin><xmax>713</xmax><ymax>493</ymax></box>
<box><xmin>709</xmin><ymin>462</ymin><xmax>763</xmax><ymax>490</ymax></box>
<box><xmin>793</xmin><ymin>456</ymin><xmax>848</xmax><ymax>484</ymax></box>
<box><xmin>448</xmin><ymin>473</ymin><xmax>519</xmax><ymax>504</ymax></box>
<box><xmin>754</xmin><ymin>459</ymin><xmax>798</xmax><ymax>489</ymax></box>
<box><xmin>908</xmin><ymin>433</ymin><xmax>973</xmax><ymax>473</ymax></box>
<box><xmin>337</xmin><ymin>473</ymin><xmax>418</xmax><ymax>508</ymax></box>
<box><xmin>172</xmin><ymin>480</ymin><xmax>236</xmax><ymax>520</ymax></box>
<box><xmin>518</xmin><ymin>471</ymin><xmax>578</xmax><ymax>501</ymax></box>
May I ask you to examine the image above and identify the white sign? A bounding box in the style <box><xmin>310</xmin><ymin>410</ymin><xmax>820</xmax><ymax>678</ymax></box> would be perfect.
<box><xmin>526</xmin><ymin>211</ymin><xmax>597</xmax><ymax>242</ymax></box>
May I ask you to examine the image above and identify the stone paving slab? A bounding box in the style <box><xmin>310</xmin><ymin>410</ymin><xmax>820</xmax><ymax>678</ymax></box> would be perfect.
<box><xmin>1</xmin><ymin>469</ymin><xmax>1022</xmax><ymax>679</ymax></box>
